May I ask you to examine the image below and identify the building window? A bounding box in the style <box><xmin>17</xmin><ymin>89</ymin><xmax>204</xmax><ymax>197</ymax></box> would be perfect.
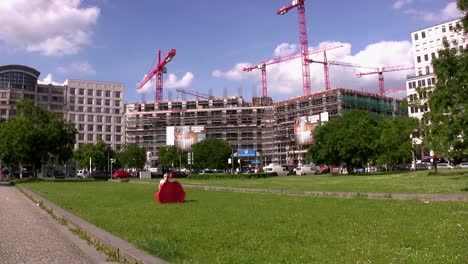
<box><xmin>78</xmin><ymin>106</ymin><xmax>84</xmax><ymax>112</ymax></box>
<box><xmin>87</xmin><ymin>107</ymin><xmax>93</xmax><ymax>113</ymax></box>
<box><xmin>87</xmin><ymin>134</ymin><xmax>93</xmax><ymax>141</ymax></box>
<box><xmin>115</xmin><ymin>91</ymin><xmax>121</xmax><ymax>98</ymax></box>
<box><xmin>114</xmin><ymin>100</ymin><xmax>120</xmax><ymax>107</ymax></box>
<box><xmin>449</xmin><ymin>24</ymin><xmax>453</xmax><ymax>31</ymax></box>
<box><xmin>78</xmin><ymin>114</ymin><xmax>85</xmax><ymax>122</ymax></box>
<box><xmin>79</xmin><ymin>88</ymin><xmax>84</xmax><ymax>95</ymax></box>
<box><xmin>95</xmin><ymin>107</ymin><xmax>101</xmax><ymax>113</ymax></box>
<box><xmin>97</xmin><ymin>134</ymin><xmax>102</xmax><ymax>141</ymax></box>
<box><xmin>70</xmin><ymin>88</ymin><xmax>75</xmax><ymax>95</ymax></box>
<box><xmin>69</xmin><ymin>114</ymin><xmax>75</xmax><ymax>121</ymax></box>
<box><xmin>106</xmin><ymin>135</ymin><xmax>111</xmax><ymax>141</ymax></box>
<box><xmin>425</xmin><ymin>66</ymin><xmax>430</xmax><ymax>74</ymax></box>
<box><xmin>431</xmin><ymin>52</ymin><xmax>436</xmax><ymax>60</ymax></box>
<box><xmin>115</xmin><ymin>135</ymin><xmax>121</xmax><ymax>142</ymax></box>
<box><xmin>421</xmin><ymin>79</ymin><xmax>426</xmax><ymax>87</ymax></box>
<box><xmin>105</xmin><ymin>91</ymin><xmax>111</xmax><ymax>97</ymax></box>
<box><xmin>115</xmin><ymin>117</ymin><xmax>122</xmax><ymax>123</ymax></box>
<box><xmin>442</xmin><ymin>26</ymin><xmax>446</xmax><ymax>33</ymax></box>
<box><xmin>79</xmin><ymin>133</ymin><xmax>84</xmax><ymax>140</ymax></box>
<box><xmin>105</xmin><ymin>99</ymin><xmax>110</xmax><ymax>106</ymax></box>
<box><xmin>96</xmin><ymin>98</ymin><xmax>101</xmax><ymax>105</ymax></box>
<box><xmin>418</xmin><ymin>69</ymin><xmax>423</xmax><ymax>76</ymax></box>
<box><xmin>87</xmin><ymin>124</ymin><xmax>93</xmax><ymax>131</ymax></box>
<box><xmin>79</xmin><ymin>124</ymin><xmax>84</xmax><ymax>131</ymax></box>
<box><xmin>78</xmin><ymin>97</ymin><xmax>84</xmax><ymax>104</ymax></box>
<box><xmin>104</xmin><ymin>108</ymin><xmax>110</xmax><ymax>113</ymax></box>
<box><xmin>414</xmin><ymin>33</ymin><xmax>418</xmax><ymax>40</ymax></box>
<box><xmin>421</xmin><ymin>31</ymin><xmax>426</xmax><ymax>38</ymax></box>
<box><xmin>87</xmin><ymin>89</ymin><xmax>93</xmax><ymax>96</ymax></box>
<box><xmin>417</xmin><ymin>56</ymin><xmax>421</xmax><ymax>63</ymax></box>
<box><xmin>97</xmin><ymin>115</ymin><xmax>103</xmax><ymax>123</ymax></box>
<box><xmin>87</xmin><ymin>115</ymin><xmax>94</xmax><ymax>122</ymax></box>
<box><xmin>424</xmin><ymin>54</ymin><xmax>428</xmax><ymax>61</ymax></box>
<box><xmin>105</xmin><ymin>116</ymin><xmax>112</xmax><ymax>123</ymax></box>
<box><xmin>106</xmin><ymin>125</ymin><xmax>111</xmax><ymax>132</ymax></box>
<box><xmin>116</xmin><ymin>126</ymin><xmax>122</xmax><ymax>133</ymax></box>
<box><xmin>87</xmin><ymin>98</ymin><xmax>93</xmax><ymax>104</ymax></box>
<box><xmin>114</xmin><ymin>109</ymin><xmax>120</xmax><ymax>114</ymax></box>
<box><xmin>97</xmin><ymin>90</ymin><xmax>102</xmax><ymax>97</ymax></box>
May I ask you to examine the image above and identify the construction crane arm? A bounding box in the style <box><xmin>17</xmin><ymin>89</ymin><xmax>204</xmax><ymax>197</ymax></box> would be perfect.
<box><xmin>356</xmin><ymin>64</ymin><xmax>414</xmax><ymax>77</ymax></box>
<box><xmin>176</xmin><ymin>88</ymin><xmax>213</xmax><ymax>100</ymax></box>
<box><xmin>137</xmin><ymin>49</ymin><xmax>176</xmax><ymax>89</ymax></box>
<box><xmin>277</xmin><ymin>0</ymin><xmax>304</xmax><ymax>15</ymax></box>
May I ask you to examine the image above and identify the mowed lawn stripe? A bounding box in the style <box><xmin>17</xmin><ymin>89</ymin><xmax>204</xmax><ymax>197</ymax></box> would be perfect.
<box><xmin>23</xmin><ymin>181</ymin><xmax>467</xmax><ymax>264</ymax></box>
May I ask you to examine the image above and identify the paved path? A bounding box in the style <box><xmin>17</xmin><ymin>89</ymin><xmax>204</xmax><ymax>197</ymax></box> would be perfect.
<box><xmin>0</xmin><ymin>184</ymin><xmax>113</xmax><ymax>264</ymax></box>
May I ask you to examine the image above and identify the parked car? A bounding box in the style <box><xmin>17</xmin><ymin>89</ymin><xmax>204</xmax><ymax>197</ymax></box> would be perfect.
<box><xmin>12</xmin><ymin>167</ymin><xmax>33</xmax><ymax>178</ymax></box>
<box><xmin>412</xmin><ymin>163</ymin><xmax>429</xmax><ymax>170</ymax></box>
<box><xmin>458</xmin><ymin>162</ymin><xmax>468</xmax><ymax>169</ymax></box>
<box><xmin>436</xmin><ymin>163</ymin><xmax>453</xmax><ymax>169</ymax></box>
<box><xmin>92</xmin><ymin>170</ymin><xmax>111</xmax><ymax>180</ymax></box>
<box><xmin>296</xmin><ymin>164</ymin><xmax>319</xmax><ymax>175</ymax></box>
<box><xmin>77</xmin><ymin>169</ymin><xmax>88</xmax><ymax>178</ymax></box>
<box><xmin>168</xmin><ymin>170</ymin><xmax>188</xmax><ymax>178</ymax></box>
<box><xmin>112</xmin><ymin>169</ymin><xmax>131</xmax><ymax>179</ymax></box>
<box><xmin>263</xmin><ymin>164</ymin><xmax>288</xmax><ymax>176</ymax></box>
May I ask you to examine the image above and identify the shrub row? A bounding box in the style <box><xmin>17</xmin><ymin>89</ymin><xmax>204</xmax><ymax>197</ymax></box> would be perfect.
<box><xmin>188</xmin><ymin>172</ymin><xmax>277</xmax><ymax>179</ymax></box>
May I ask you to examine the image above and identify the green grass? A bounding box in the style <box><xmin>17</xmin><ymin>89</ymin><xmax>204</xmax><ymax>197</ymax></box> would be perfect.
<box><xmin>23</xmin><ymin>181</ymin><xmax>467</xmax><ymax>263</ymax></box>
<box><xmin>169</xmin><ymin>169</ymin><xmax>468</xmax><ymax>194</ymax></box>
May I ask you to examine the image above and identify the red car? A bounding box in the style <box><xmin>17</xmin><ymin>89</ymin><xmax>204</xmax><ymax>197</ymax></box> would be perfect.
<box><xmin>112</xmin><ymin>169</ymin><xmax>131</xmax><ymax>179</ymax></box>
<box><xmin>168</xmin><ymin>170</ymin><xmax>188</xmax><ymax>178</ymax></box>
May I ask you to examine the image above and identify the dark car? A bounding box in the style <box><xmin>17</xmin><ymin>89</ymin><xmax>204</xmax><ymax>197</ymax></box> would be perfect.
<box><xmin>91</xmin><ymin>170</ymin><xmax>111</xmax><ymax>180</ymax></box>
<box><xmin>168</xmin><ymin>170</ymin><xmax>188</xmax><ymax>178</ymax></box>
<box><xmin>12</xmin><ymin>167</ymin><xmax>33</xmax><ymax>178</ymax></box>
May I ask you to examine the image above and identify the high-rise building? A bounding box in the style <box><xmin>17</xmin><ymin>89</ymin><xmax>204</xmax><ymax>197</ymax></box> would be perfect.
<box><xmin>406</xmin><ymin>18</ymin><xmax>465</xmax><ymax>120</ymax></box>
<box><xmin>65</xmin><ymin>79</ymin><xmax>126</xmax><ymax>151</ymax></box>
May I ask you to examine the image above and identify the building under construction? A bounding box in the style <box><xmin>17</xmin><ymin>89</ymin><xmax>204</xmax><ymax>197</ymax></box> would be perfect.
<box><xmin>125</xmin><ymin>88</ymin><xmax>406</xmax><ymax>168</ymax></box>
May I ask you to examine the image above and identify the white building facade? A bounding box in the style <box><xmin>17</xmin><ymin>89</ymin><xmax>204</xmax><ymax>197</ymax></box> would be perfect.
<box><xmin>406</xmin><ymin>18</ymin><xmax>465</xmax><ymax>120</ymax></box>
<box><xmin>66</xmin><ymin>79</ymin><xmax>126</xmax><ymax>151</ymax></box>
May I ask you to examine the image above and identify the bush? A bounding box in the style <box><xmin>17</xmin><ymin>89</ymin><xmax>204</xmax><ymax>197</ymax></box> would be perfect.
<box><xmin>188</xmin><ymin>172</ymin><xmax>277</xmax><ymax>180</ymax></box>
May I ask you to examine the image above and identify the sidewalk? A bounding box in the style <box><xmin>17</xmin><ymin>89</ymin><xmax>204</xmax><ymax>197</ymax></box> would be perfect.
<box><xmin>0</xmin><ymin>183</ymin><xmax>113</xmax><ymax>264</ymax></box>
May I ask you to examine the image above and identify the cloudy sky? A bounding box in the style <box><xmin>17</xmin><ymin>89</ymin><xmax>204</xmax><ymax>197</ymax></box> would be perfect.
<box><xmin>0</xmin><ymin>0</ymin><xmax>463</xmax><ymax>102</ymax></box>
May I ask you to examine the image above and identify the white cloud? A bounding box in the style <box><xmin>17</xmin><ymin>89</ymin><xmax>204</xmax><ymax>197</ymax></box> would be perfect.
<box><xmin>404</xmin><ymin>1</ymin><xmax>461</xmax><ymax>22</ymax></box>
<box><xmin>57</xmin><ymin>61</ymin><xmax>96</xmax><ymax>75</ymax></box>
<box><xmin>274</xmin><ymin>43</ymin><xmax>298</xmax><ymax>57</ymax></box>
<box><xmin>38</xmin><ymin>73</ymin><xmax>67</xmax><ymax>85</ymax></box>
<box><xmin>212</xmin><ymin>40</ymin><xmax>414</xmax><ymax>99</ymax></box>
<box><xmin>165</xmin><ymin>72</ymin><xmax>194</xmax><ymax>89</ymax></box>
<box><xmin>137</xmin><ymin>72</ymin><xmax>194</xmax><ymax>94</ymax></box>
<box><xmin>0</xmin><ymin>0</ymin><xmax>100</xmax><ymax>56</ymax></box>
<box><xmin>393</xmin><ymin>0</ymin><xmax>413</xmax><ymax>10</ymax></box>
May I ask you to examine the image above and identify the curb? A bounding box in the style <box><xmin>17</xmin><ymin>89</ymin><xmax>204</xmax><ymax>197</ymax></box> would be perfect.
<box><xmin>182</xmin><ymin>184</ymin><xmax>468</xmax><ymax>202</ymax></box>
<box><xmin>17</xmin><ymin>185</ymin><xmax>169</xmax><ymax>264</ymax></box>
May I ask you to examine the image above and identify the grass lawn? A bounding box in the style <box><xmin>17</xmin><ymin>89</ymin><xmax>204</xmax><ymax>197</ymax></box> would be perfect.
<box><xmin>23</xmin><ymin>181</ymin><xmax>467</xmax><ymax>264</ymax></box>
<box><xmin>171</xmin><ymin>169</ymin><xmax>468</xmax><ymax>194</ymax></box>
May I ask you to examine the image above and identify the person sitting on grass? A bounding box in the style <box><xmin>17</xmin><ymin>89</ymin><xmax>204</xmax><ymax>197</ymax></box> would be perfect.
<box><xmin>159</xmin><ymin>173</ymin><xmax>170</xmax><ymax>190</ymax></box>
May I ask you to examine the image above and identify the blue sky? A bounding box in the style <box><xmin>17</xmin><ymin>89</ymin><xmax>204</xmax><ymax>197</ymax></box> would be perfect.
<box><xmin>0</xmin><ymin>0</ymin><xmax>462</xmax><ymax>102</ymax></box>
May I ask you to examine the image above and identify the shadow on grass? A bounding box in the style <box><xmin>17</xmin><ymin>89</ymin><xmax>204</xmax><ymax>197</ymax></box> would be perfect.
<box><xmin>427</xmin><ymin>170</ymin><xmax>468</xmax><ymax>177</ymax></box>
<box><xmin>460</xmin><ymin>187</ymin><xmax>468</xmax><ymax>192</ymax></box>
<box><xmin>184</xmin><ymin>199</ymin><xmax>198</xmax><ymax>203</ymax></box>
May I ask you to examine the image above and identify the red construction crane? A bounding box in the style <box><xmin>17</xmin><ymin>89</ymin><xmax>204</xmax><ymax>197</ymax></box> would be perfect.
<box><xmin>175</xmin><ymin>88</ymin><xmax>214</xmax><ymax>100</ymax></box>
<box><xmin>356</xmin><ymin>64</ymin><xmax>414</xmax><ymax>96</ymax></box>
<box><xmin>137</xmin><ymin>49</ymin><xmax>176</xmax><ymax>101</ymax></box>
<box><xmin>243</xmin><ymin>45</ymin><xmax>342</xmax><ymax>97</ymax></box>
<box><xmin>277</xmin><ymin>0</ymin><xmax>311</xmax><ymax>96</ymax></box>
<box><xmin>308</xmin><ymin>57</ymin><xmax>377</xmax><ymax>90</ymax></box>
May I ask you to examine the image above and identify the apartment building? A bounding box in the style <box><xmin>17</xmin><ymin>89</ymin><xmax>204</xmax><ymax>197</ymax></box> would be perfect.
<box><xmin>406</xmin><ymin>18</ymin><xmax>465</xmax><ymax>119</ymax></box>
<box><xmin>66</xmin><ymin>79</ymin><xmax>126</xmax><ymax>151</ymax></box>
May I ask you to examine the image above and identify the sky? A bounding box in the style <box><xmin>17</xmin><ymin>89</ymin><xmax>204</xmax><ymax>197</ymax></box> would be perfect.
<box><xmin>0</xmin><ymin>0</ymin><xmax>463</xmax><ymax>103</ymax></box>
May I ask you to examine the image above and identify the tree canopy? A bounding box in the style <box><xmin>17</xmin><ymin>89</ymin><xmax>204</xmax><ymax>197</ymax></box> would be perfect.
<box><xmin>115</xmin><ymin>143</ymin><xmax>146</xmax><ymax>169</ymax></box>
<box><xmin>74</xmin><ymin>141</ymin><xmax>111</xmax><ymax>171</ymax></box>
<box><xmin>0</xmin><ymin>99</ymin><xmax>76</xmax><ymax>175</ymax></box>
<box><xmin>191</xmin><ymin>138</ymin><xmax>232</xmax><ymax>170</ymax></box>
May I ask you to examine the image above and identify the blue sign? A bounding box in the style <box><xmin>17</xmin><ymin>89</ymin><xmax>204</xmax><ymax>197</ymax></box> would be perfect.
<box><xmin>237</xmin><ymin>149</ymin><xmax>256</xmax><ymax>157</ymax></box>
<box><xmin>251</xmin><ymin>160</ymin><xmax>260</xmax><ymax>164</ymax></box>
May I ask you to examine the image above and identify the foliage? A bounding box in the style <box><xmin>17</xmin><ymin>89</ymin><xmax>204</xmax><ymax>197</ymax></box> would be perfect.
<box><xmin>423</xmin><ymin>10</ymin><xmax>468</xmax><ymax>163</ymax></box>
<box><xmin>158</xmin><ymin>145</ymin><xmax>187</xmax><ymax>169</ymax></box>
<box><xmin>307</xmin><ymin>110</ymin><xmax>380</xmax><ymax>173</ymax></box>
<box><xmin>191</xmin><ymin>138</ymin><xmax>232</xmax><ymax>170</ymax></box>
<box><xmin>376</xmin><ymin>116</ymin><xmax>418</xmax><ymax>168</ymax></box>
<box><xmin>74</xmin><ymin>141</ymin><xmax>111</xmax><ymax>171</ymax></box>
<box><xmin>0</xmin><ymin>99</ymin><xmax>76</xmax><ymax>175</ymax></box>
<box><xmin>115</xmin><ymin>144</ymin><xmax>146</xmax><ymax>169</ymax></box>
<box><xmin>458</xmin><ymin>0</ymin><xmax>468</xmax><ymax>33</ymax></box>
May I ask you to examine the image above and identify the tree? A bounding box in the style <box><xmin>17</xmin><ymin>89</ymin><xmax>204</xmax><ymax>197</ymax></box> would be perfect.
<box><xmin>423</xmin><ymin>4</ymin><xmax>468</xmax><ymax>166</ymax></box>
<box><xmin>158</xmin><ymin>146</ymin><xmax>185</xmax><ymax>169</ymax></box>
<box><xmin>191</xmin><ymin>138</ymin><xmax>232</xmax><ymax>170</ymax></box>
<box><xmin>74</xmin><ymin>141</ymin><xmax>110</xmax><ymax>171</ymax></box>
<box><xmin>376</xmin><ymin>116</ymin><xmax>418</xmax><ymax>170</ymax></box>
<box><xmin>115</xmin><ymin>144</ymin><xmax>146</xmax><ymax>169</ymax></box>
<box><xmin>307</xmin><ymin>110</ymin><xmax>380</xmax><ymax>174</ymax></box>
<box><xmin>0</xmin><ymin>99</ymin><xmax>77</xmax><ymax>176</ymax></box>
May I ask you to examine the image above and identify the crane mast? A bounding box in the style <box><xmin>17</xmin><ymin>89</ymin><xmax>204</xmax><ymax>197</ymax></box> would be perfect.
<box><xmin>137</xmin><ymin>49</ymin><xmax>176</xmax><ymax>101</ymax></box>
<box><xmin>356</xmin><ymin>64</ymin><xmax>414</xmax><ymax>96</ymax></box>
<box><xmin>277</xmin><ymin>0</ymin><xmax>311</xmax><ymax>96</ymax></box>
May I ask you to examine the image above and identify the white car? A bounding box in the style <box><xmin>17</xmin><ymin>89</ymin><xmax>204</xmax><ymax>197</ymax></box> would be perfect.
<box><xmin>436</xmin><ymin>163</ymin><xmax>453</xmax><ymax>169</ymax></box>
<box><xmin>458</xmin><ymin>162</ymin><xmax>468</xmax><ymax>169</ymax></box>
<box><xmin>296</xmin><ymin>164</ymin><xmax>319</xmax><ymax>175</ymax></box>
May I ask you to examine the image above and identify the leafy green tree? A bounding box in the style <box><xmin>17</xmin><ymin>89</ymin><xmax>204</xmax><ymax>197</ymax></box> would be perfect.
<box><xmin>0</xmin><ymin>99</ymin><xmax>76</xmax><ymax>176</ymax></box>
<box><xmin>307</xmin><ymin>110</ymin><xmax>380</xmax><ymax>174</ymax></box>
<box><xmin>115</xmin><ymin>144</ymin><xmax>146</xmax><ymax>169</ymax></box>
<box><xmin>376</xmin><ymin>116</ymin><xmax>418</xmax><ymax>170</ymax></box>
<box><xmin>423</xmin><ymin>4</ymin><xmax>468</xmax><ymax>167</ymax></box>
<box><xmin>74</xmin><ymin>141</ymin><xmax>110</xmax><ymax>171</ymax></box>
<box><xmin>158</xmin><ymin>146</ymin><xmax>186</xmax><ymax>169</ymax></box>
<box><xmin>191</xmin><ymin>138</ymin><xmax>232</xmax><ymax>170</ymax></box>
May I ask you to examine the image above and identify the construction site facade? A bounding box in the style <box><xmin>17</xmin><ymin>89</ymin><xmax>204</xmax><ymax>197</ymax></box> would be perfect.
<box><xmin>125</xmin><ymin>88</ymin><xmax>406</xmax><ymax>168</ymax></box>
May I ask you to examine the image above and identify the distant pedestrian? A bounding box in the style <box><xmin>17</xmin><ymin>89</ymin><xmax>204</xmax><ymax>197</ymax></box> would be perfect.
<box><xmin>159</xmin><ymin>173</ymin><xmax>170</xmax><ymax>190</ymax></box>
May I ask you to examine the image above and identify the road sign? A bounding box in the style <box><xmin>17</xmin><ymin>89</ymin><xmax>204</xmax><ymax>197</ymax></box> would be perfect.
<box><xmin>236</xmin><ymin>149</ymin><xmax>256</xmax><ymax>157</ymax></box>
